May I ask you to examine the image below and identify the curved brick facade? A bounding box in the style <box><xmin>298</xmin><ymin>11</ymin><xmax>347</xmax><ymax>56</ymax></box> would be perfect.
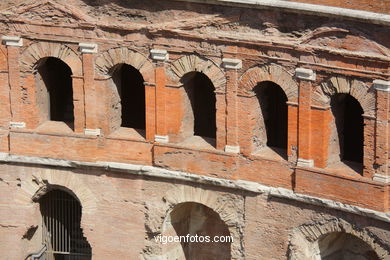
<box><xmin>0</xmin><ymin>0</ymin><xmax>389</xmax><ymax>259</ymax></box>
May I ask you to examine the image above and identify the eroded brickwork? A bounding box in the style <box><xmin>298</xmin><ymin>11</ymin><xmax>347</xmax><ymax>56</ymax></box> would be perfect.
<box><xmin>0</xmin><ymin>0</ymin><xmax>389</xmax><ymax>259</ymax></box>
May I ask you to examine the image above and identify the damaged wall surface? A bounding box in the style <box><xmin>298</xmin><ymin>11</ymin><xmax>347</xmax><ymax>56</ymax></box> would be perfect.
<box><xmin>0</xmin><ymin>0</ymin><xmax>389</xmax><ymax>259</ymax></box>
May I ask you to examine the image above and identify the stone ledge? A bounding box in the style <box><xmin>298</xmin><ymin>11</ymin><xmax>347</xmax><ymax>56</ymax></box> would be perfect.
<box><xmin>222</xmin><ymin>58</ymin><xmax>242</xmax><ymax>69</ymax></box>
<box><xmin>295</xmin><ymin>68</ymin><xmax>316</xmax><ymax>81</ymax></box>
<box><xmin>79</xmin><ymin>42</ymin><xmax>98</xmax><ymax>54</ymax></box>
<box><xmin>2</xmin><ymin>36</ymin><xmax>23</xmax><ymax>47</ymax></box>
<box><xmin>9</xmin><ymin>121</ymin><xmax>26</xmax><ymax>129</ymax></box>
<box><xmin>150</xmin><ymin>49</ymin><xmax>169</xmax><ymax>61</ymax></box>
<box><xmin>154</xmin><ymin>135</ymin><xmax>169</xmax><ymax>143</ymax></box>
<box><xmin>297</xmin><ymin>158</ymin><xmax>314</xmax><ymax>167</ymax></box>
<box><xmin>224</xmin><ymin>145</ymin><xmax>240</xmax><ymax>153</ymax></box>
<box><xmin>373</xmin><ymin>173</ymin><xmax>390</xmax><ymax>183</ymax></box>
<box><xmin>373</xmin><ymin>79</ymin><xmax>390</xmax><ymax>92</ymax></box>
<box><xmin>84</xmin><ymin>128</ymin><xmax>101</xmax><ymax>136</ymax></box>
<box><xmin>0</xmin><ymin>152</ymin><xmax>388</xmax><ymax>222</ymax></box>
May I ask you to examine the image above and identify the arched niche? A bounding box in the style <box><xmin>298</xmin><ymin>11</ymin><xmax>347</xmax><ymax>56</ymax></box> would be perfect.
<box><xmin>166</xmin><ymin>55</ymin><xmax>226</xmax><ymax>148</ymax></box>
<box><xmin>168</xmin><ymin>55</ymin><xmax>226</xmax><ymax>94</ymax></box>
<box><xmin>238</xmin><ymin>64</ymin><xmax>298</xmax><ymax>102</ymax></box>
<box><xmin>16</xmin><ymin>170</ymin><xmax>98</xmax><ymax>250</ymax></box>
<box><xmin>95</xmin><ymin>47</ymin><xmax>155</xmax><ymax>84</ymax></box>
<box><xmin>238</xmin><ymin>64</ymin><xmax>297</xmax><ymax>156</ymax></box>
<box><xmin>288</xmin><ymin>219</ymin><xmax>389</xmax><ymax>260</ymax></box>
<box><xmin>161</xmin><ymin>202</ymin><xmax>231</xmax><ymax>260</ymax></box>
<box><xmin>313</xmin><ymin>76</ymin><xmax>375</xmax><ymax>117</ymax></box>
<box><xmin>144</xmin><ymin>186</ymin><xmax>244</xmax><ymax>259</ymax></box>
<box><xmin>95</xmin><ymin>47</ymin><xmax>154</xmax><ymax>137</ymax></box>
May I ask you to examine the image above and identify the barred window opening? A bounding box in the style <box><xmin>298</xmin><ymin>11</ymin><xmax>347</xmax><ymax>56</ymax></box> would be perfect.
<box><xmin>40</xmin><ymin>189</ymin><xmax>91</xmax><ymax>260</ymax></box>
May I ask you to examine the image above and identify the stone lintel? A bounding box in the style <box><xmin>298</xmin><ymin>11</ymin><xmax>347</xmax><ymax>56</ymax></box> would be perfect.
<box><xmin>295</xmin><ymin>68</ymin><xmax>316</xmax><ymax>81</ymax></box>
<box><xmin>373</xmin><ymin>79</ymin><xmax>390</xmax><ymax>92</ymax></box>
<box><xmin>222</xmin><ymin>58</ymin><xmax>242</xmax><ymax>69</ymax></box>
<box><xmin>2</xmin><ymin>36</ymin><xmax>23</xmax><ymax>47</ymax></box>
<box><xmin>79</xmin><ymin>42</ymin><xmax>98</xmax><ymax>54</ymax></box>
<box><xmin>150</xmin><ymin>49</ymin><xmax>169</xmax><ymax>61</ymax></box>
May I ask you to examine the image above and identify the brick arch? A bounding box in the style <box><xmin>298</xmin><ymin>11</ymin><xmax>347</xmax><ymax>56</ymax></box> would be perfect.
<box><xmin>16</xmin><ymin>169</ymin><xmax>97</xmax><ymax>213</ymax></box>
<box><xmin>15</xmin><ymin>169</ymin><xmax>97</xmax><ymax>247</ymax></box>
<box><xmin>238</xmin><ymin>64</ymin><xmax>298</xmax><ymax>102</ymax></box>
<box><xmin>20</xmin><ymin>42</ymin><xmax>82</xmax><ymax>76</ymax></box>
<box><xmin>288</xmin><ymin>219</ymin><xmax>389</xmax><ymax>260</ymax></box>
<box><xmin>313</xmin><ymin>76</ymin><xmax>375</xmax><ymax>116</ymax></box>
<box><xmin>168</xmin><ymin>55</ymin><xmax>226</xmax><ymax>93</ymax></box>
<box><xmin>95</xmin><ymin>47</ymin><xmax>155</xmax><ymax>84</ymax></box>
<box><xmin>144</xmin><ymin>186</ymin><xmax>244</xmax><ymax>259</ymax></box>
<box><xmin>163</xmin><ymin>186</ymin><xmax>243</xmax><ymax>228</ymax></box>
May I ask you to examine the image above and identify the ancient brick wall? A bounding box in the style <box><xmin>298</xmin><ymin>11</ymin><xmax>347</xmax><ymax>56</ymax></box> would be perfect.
<box><xmin>0</xmin><ymin>0</ymin><xmax>389</xmax><ymax>259</ymax></box>
<box><xmin>0</xmin><ymin>164</ymin><xmax>389</xmax><ymax>259</ymax></box>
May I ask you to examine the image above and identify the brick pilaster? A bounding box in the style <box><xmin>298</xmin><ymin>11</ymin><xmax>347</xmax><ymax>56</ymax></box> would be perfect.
<box><xmin>4</xmin><ymin>38</ymin><xmax>22</xmax><ymax>127</ymax></box>
<box><xmin>287</xmin><ymin>102</ymin><xmax>298</xmax><ymax>163</ymax></box>
<box><xmin>72</xmin><ymin>75</ymin><xmax>85</xmax><ymax>133</ymax></box>
<box><xmin>215</xmin><ymin>93</ymin><xmax>227</xmax><ymax>150</ymax></box>
<box><xmin>363</xmin><ymin>116</ymin><xmax>376</xmax><ymax>178</ymax></box>
<box><xmin>222</xmin><ymin>58</ymin><xmax>242</xmax><ymax>154</ymax></box>
<box><xmin>150</xmin><ymin>49</ymin><xmax>168</xmax><ymax>143</ymax></box>
<box><xmin>79</xmin><ymin>43</ymin><xmax>100</xmax><ymax>135</ymax></box>
<box><xmin>155</xmin><ymin>66</ymin><xmax>166</xmax><ymax>139</ymax></box>
<box><xmin>295</xmin><ymin>68</ymin><xmax>316</xmax><ymax>167</ymax></box>
<box><xmin>373</xmin><ymin>80</ymin><xmax>390</xmax><ymax>183</ymax></box>
<box><xmin>145</xmin><ymin>82</ymin><xmax>156</xmax><ymax>142</ymax></box>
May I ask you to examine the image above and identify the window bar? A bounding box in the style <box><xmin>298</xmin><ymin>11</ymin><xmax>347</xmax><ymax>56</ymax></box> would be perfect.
<box><xmin>49</xmin><ymin>194</ymin><xmax>53</xmax><ymax>260</ymax></box>
<box><xmin>58</xmin><ymin>193</ymin><xmax>64</xmax><ymax>252</ymax></box>
<box><xmin>65</xmin><ymin>194</ymin><xmax>68</xmax><ymax>253</ymax></box>
<box><xmin>54</xmin><ymin>192</ymin><xmax>57</xmax><ymax>254</ymax></box>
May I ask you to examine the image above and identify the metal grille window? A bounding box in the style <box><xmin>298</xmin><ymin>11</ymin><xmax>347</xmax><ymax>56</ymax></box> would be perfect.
<box><xmin>40</xmin><ymin>190</ymin><xmax>92</xmax><ymax>260</ymax></box>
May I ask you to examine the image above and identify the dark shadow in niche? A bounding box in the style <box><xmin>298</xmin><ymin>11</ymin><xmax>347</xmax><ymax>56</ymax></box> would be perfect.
<box><xmin>170</xmin><ymin>202</ymin><xmax>231</xmax><ymax>260</ymax></box>
<box><xmin>319</xmin><ymin>232</ymin><xmax>379</xmax><ymax>260</ymax></box>
<box><xmin>330</xmin><ymin>94</ymin><xmax>364</xmax><ymax>167</ymax></box>
<box><xmin>111</xmin><ymin>63</ymin><xmax>146</xmax><ymax>137</ymax></box>
<box><xmin>182</xmin><ymin>71</ymin><xmax>216</xmax><ymax>145</ymax></box>
<box><xmin>255</xmin><ymin>81</ymin><xmax>288</xmax><ymax>160</ymax></box>
<box><xmin>37</xmin><ymin>57</ymin><xmax>74</xmax><ymax>130</ymax></box>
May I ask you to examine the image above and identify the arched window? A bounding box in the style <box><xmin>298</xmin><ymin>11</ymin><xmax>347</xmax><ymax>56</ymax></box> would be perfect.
<box><xmin>254</xmin><ymin>81</ymin><xmax>288</xmax><ymax>156</ymax></box>
<box><xmin>37</xmin><ymin>57</ymin><xmax>74</xmax><ymax>128</ymax></box>
<box><xmin>164</xmin><ymin>202</ymin><xmax>231</xmax><ymax>259</ymax></box>
<box><xmin>182</xmin><ymin>72</ymin><xmax>216</xmax><ymax>140</ymax></box>
<box><xmin>319</xmin><ymin>232</ymin><xmax>379</xmax><ymax>260</ymax></box>
<box><xmin>40</xmin><ymin>189</ymin><xmax>92</xmax><ymax>259</ymax></box>
<box><xmin>330</xmin><ymin>94</ymin><xmax>363</xmax><ymax>165</ymax></box>
<box><xmin>111</xmin><ymin>63</ymin><xmax>146</xmax><ymax>130</ymax></box>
